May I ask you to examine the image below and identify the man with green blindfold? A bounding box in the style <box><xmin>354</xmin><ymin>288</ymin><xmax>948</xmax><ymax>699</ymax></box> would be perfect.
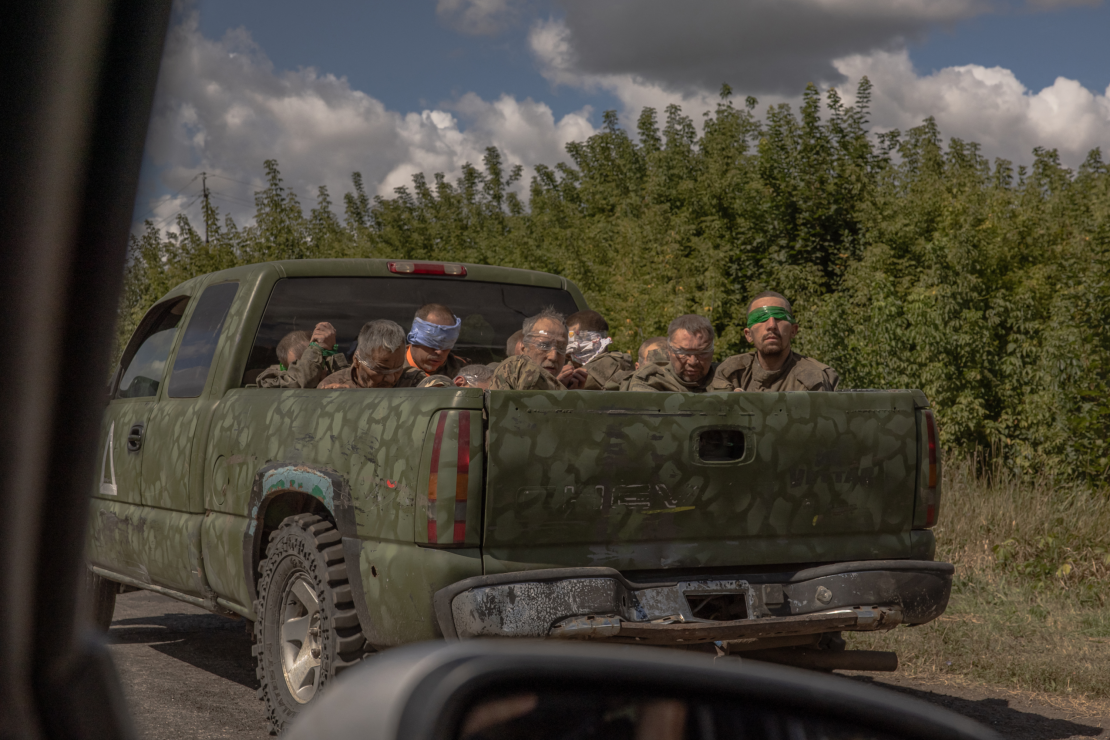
<box><xmin>709</xmin><ymin>291</ymin><xmax>839</xmax><ymax>392</ymax></box>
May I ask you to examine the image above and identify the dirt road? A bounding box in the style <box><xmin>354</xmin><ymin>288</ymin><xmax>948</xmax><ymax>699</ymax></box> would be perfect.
<box><xmin>104</xmin><ymin>590</ymin><xmax>1107</xmax><ymax>739</ymax></box>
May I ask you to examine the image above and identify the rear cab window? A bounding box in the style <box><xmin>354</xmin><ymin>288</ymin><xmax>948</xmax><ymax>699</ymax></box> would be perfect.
<box><xmin>242</xmin><ymin>277</ymin><xmax>580</xmax><ymax>386</ymax></box>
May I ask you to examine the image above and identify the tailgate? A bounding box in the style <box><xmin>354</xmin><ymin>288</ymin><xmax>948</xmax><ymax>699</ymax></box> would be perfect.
<box><xmin>484</xmin><ymin>390</ymin><xmax>920</xmax><ymax>572</ymax></box>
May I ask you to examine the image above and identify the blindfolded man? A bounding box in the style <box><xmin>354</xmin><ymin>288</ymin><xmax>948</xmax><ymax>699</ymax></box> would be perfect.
<box><xmin>627</xmin><ymin>315</ymin><xmax>718</xmax><ymax>392</ymax></box>
<box><xmin>319</xmin><ymin>320</ymin><xmax>427</xmax><ymax>389</ymax></box>
<box><xmin>709</xmin><ymin>291</ymin><xmax>839</xmax><ymax>392</ymax></box>
<box><xmin>489</xmin><ymin>308</ymin><xmax>589</xmax><ymax>391</ymax></box>
<box><xmin>565</xmin><ymin>310</ymin><xmax>633</xmax><ymax>391</ymax></box>
<box><xmin>257</xmin><ymin>322</ymin><xmax>347</xmax><ymax>389</ymax></box>
<box><xmin>404</xmin><ymin>303</ymin><xmax>470</xmax><ymax>378</ymax></box>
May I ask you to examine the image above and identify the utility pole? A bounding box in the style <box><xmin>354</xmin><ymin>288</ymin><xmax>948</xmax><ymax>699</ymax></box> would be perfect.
<box><xmin>201</xmin><ymin>171</ymin><xmax>210</xmax><ymax>245</ymax></box>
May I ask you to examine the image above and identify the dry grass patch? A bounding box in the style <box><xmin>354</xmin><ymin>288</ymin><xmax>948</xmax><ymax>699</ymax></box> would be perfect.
<box><xmin>847</xmin><ymin>457</ymin><xmax>1110</xmax><ymax>700</ymax></box>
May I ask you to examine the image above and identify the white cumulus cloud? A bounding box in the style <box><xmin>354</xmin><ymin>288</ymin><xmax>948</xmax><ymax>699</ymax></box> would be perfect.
<box><xmin>529</xmin><ymin>7</ymin><xmax>1110</xmax><ymax>168</ymax></box>
<box><xmin>138</xmin><ymin>12</ymin><xmax>595</xmax><ymax>228</ymax></box>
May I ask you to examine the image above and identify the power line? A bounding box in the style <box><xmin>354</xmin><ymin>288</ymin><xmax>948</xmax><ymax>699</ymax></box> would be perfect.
<box><xmin>133</xmin><ymin>173</ymin><xmax>201</xmax><ymax>222</ymax></box>
<box><xmin>150</xmin><ymin>192</ymin><xmax>203</xmax><ymax>230</ymax></box>
<box><xmin>209</xmin><ymin>173</ymin><xmax>257</xmax><ymax>188</ymax></box>
<box><xmin>208</xmin><ymin>189</ymin><xmax>256</xmax><ymax>207</ymax></box>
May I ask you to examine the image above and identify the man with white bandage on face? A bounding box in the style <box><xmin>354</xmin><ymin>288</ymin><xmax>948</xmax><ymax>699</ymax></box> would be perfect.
<box><xmin>565</xmin><ymin>310</ymin><xmax>634</xmax><ymax>391</ymax></box>
<box><xmin>404</xmin><ymin>303</ymin><xmax>471</xmax><ymax>379</ymax></box>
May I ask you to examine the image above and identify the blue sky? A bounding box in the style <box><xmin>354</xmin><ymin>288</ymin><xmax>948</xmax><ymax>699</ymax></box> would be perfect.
<box><xmin>193</xmin><ymin>0</ymin><xmax>1109</xmax><ymax>124</ymax></box>
<box><xmin>137</xmin><ymin>0</ymin><xmax>1110</xmax><ymax>229</ymax></box>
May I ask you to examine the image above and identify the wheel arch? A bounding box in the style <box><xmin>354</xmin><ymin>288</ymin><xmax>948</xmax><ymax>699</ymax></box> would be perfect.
<box><xmin>242</xmin><ymin>462</ymin><xmax>358</xmax><ymax>605</ymax></box>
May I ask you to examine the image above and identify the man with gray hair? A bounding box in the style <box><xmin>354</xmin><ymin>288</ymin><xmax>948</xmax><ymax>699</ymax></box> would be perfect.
<box><xmin>490</xmin><ymin>307</ymin><xmax>589</xmax><ymax>391</ymax></box>
<box><xmin>628</xmin><ymin>315</ymin><xmax>719</xmax><ymax>392</ymax></box>
<box><xmin>319</xmin><ymin>319</ymin><xmax>427</xmax><ymax>389</ymax></box>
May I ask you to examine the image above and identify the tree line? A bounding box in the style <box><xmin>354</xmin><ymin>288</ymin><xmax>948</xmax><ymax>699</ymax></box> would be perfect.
<box><xmin>124</xmin><ymin>80</ymin><xmax>1110</xmax><ymax>482</ymax></box>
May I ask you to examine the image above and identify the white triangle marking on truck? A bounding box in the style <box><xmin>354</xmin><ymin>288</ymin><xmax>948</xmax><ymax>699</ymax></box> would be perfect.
<box><xmin>100</xmin><ymin>421</ymin><xmax>117</xmax><ymax>496</ymax></box>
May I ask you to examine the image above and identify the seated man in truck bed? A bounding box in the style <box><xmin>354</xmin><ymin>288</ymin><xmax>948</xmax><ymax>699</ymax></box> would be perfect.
<box><xmin>257</xmin><ymin>322</ymin><xmax>347</xmax><ymax>389</ymax></box>
<box><xmin>319</xmin><ymin>320</ymin><xmax>427</xmax><ymax>389</ymax></box>
<box><xmin>454</xmin><ymin>364</ymin><xmax>494</xmax><ymax>390</ymax></box>
<box><xmin>613</xmin><ymin>336</ymin><xmax>668</xmax><ymax>391</ymax></box>
<box><xmin>709</xmin><ymin>291</ymin><xmax>840</xmax><ymax>392</ymax></box>
<box><xmin>565</xmin><ymin>310</ymin><xmax>634</xmax><ymax>391</ymax></box>
<box><xmin>627</xmin><ymin>315</ymin><xmax>720</xmax><ymax>392</ymax></box>
<box><xmin>404</xmin><ymin>303</ymin><xmax>470</xmax><ymax>378</ymax></box>
<box><xmin>490</xmin><ymin>308</ymin><xmax>589</xmax><ymax>391</ymax></box>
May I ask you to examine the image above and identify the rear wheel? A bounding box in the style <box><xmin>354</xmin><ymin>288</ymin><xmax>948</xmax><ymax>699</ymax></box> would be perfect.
<box><xmin>254</xmin><ymin>514</ymin><xmax>367</xmax><ymax>734</ymax></box>
<box><xmin>85</xmin><ymin>569</ymin><xmax>117</xmax><ymax>631</ymax></box>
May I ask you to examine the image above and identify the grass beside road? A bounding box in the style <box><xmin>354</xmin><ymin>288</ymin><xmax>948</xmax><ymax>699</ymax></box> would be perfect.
<box><xmin>847</xmin><ymin>457</ymin><xmax>1110</xmax><ymax>700</ymax></box>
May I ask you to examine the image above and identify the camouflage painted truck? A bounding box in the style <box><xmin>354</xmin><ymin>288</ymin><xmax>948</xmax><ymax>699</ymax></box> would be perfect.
<box><xmin>86</xmin><ymin>259</ymin><xmax>949</xmax><ymax>731</ymax></box>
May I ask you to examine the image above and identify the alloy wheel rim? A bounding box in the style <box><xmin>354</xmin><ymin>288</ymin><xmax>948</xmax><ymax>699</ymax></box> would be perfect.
<box><xmin>279</xmin><ymin>572</ymin><xmax>323</xmax><ymax>703</ymax></box>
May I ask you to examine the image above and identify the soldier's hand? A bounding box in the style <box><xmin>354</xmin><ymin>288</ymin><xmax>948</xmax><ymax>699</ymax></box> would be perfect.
<box><xmin>558</xmin><ymin>365</ymin><xmax>589</xmax><ymax>389</ymax></box>
<box><xmin>312</xmin><ymin>322</ymin><xmax>337</xmax><ymax>349</ymax></box>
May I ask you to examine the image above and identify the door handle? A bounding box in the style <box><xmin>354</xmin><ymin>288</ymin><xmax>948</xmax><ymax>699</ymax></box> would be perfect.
<box><xmin>127</xmin><ymin>423</ymin><xmax>145</xmax><ymax>452</ymax></box>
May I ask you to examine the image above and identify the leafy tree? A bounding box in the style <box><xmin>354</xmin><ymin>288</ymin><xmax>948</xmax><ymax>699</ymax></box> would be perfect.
<box><xmin>119</xmin><ymin>78</ymin><xmax>1110</xmax><ymax>481</ymax></box>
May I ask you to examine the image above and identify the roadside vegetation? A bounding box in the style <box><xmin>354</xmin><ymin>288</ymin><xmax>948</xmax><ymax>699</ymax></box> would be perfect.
<box><xmin>127</xmin><ymin>78</ymin><xmax>1110</xmax><ymax>697</ymax></box>
<box><xmin>849</xmin><ymin>457</ymin><xmax>1110</xmax><ymax>702</ymax></box>
<box><xmin>126</xmin><ymin>78</ymin><xmax>1110</xmax><ymax>482</ymax></box>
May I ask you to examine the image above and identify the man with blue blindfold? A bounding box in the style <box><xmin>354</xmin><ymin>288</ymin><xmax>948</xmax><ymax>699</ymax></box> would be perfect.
<box><xmin>404</xmin><ymin>303</ymin><xmax>471</xmax><ymax>378</ymax></box>
<box><xmin>709</xmin><ymin>291</ymin><xmax>839</xmax><ymax>392</ymax></box>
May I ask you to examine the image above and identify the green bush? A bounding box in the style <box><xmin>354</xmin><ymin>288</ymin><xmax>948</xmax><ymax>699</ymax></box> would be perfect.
<box><xmin>123</xmin><ymin>79</ymin><xmax>1110</xmax><ymax>480</ymax></box>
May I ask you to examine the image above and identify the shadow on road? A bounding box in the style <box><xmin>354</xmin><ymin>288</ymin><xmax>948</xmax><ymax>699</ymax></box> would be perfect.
<box><xmin>852</xmin><ymin>676</ymin><xmax>1104</xmax><ymax>739</ymax></box>
<box><xmin>109</xmin><ymin>611</ymin><xmax>258</xmax><ymax>690</ymax></box>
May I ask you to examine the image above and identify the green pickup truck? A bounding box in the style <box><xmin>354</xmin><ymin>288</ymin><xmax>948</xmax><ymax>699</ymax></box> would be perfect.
<box><xmin>86</xmin><ymin>258</ymin><xmax>949</xmax><ymax>732</ymax></box>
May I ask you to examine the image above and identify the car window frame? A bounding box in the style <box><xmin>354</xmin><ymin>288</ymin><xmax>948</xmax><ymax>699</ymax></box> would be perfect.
<box><xmin>166</xmin><ymin>280</ymin><xmax>241</xmax><ymax>399</ymax></box>
<box><xmin>111</xmin><ymin>295</ymin><xmax>191</xmax><ymax>401</ymax></box>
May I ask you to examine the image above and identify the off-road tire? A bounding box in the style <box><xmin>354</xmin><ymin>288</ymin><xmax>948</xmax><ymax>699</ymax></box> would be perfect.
<box><xmin>85</xmin><ymin>569</ymin><xmax>117</xmax><ymax>631</ymax></box>
<box><xmin>253</xmin><ymin>514</ymin><xmax>367</xmax><ymax>734</ymax></box>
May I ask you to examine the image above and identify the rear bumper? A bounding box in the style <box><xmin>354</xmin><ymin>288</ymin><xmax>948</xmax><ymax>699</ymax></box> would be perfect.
<box><xmin>434</xmin><ymin>560</ymin><xmax>952</xmax><ymax>644</ymax></box>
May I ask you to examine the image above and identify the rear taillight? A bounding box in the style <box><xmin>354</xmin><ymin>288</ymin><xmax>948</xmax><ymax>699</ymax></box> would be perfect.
<box><xmin>919</xmin><ymin>410</ymin><xmax>940</xmax><ymax>528</ymax></box>
<box><xmin>388</xmin><ymin>261</ymin><xmax>467</xmax><ymax>276</ymax></box>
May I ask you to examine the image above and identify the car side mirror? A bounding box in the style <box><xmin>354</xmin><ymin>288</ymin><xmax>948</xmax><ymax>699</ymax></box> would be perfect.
<box><xmin>285</xmin><ymin>641</ymin><xmax>997</xmax><ymax>740</ymax></box>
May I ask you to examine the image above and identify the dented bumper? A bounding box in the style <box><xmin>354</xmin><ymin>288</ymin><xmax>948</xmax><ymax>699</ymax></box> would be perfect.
<box><xmin>434</xmin><ymin>560</ymin><xmax>952</xmax><ymax>644</ymax></box>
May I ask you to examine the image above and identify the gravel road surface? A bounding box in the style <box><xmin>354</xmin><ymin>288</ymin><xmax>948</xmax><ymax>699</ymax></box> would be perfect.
<box><xmin>105</xmin><ymin>590</ymin><xmax>1107</xmax><ymax>739</ymax></box>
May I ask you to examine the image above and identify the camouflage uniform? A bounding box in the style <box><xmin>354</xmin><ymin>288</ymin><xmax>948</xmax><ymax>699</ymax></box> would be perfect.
<box><xmin>318</xmin><ymin>364</ymin><xmax>427</xmax><ymax>389</ymax></box>
<box><xmin>489</xmin><ymin>354</ymin><xmax>566</xmax><ymax>391</ymax></box>
<box><xmin>405</xmin><ymin>348</ymin><xmax>470</xmax><ymax>379</ymax></box>
<box><xmin>627</xmin><ymin>361</ymin><xmax>719</xmax><ymax>393</ymax></box>
<box><xmin>708</xmin><ymin>351</ymin><xmax>839</xmax><ymax>392</ymax></box>
<box><xmin>580</xmin><ymin>350</ymin><xmax>634</xmax><ymax>391</ymax></box>
<box><xmin>613</xmin><ymin>346</ymin><xmax>670</xmax><ymax>391</ymax></box>
<box><xmin>256</xmin><ymin>344</ymin><xmax>348</xmax><ymax>389</ymax></box>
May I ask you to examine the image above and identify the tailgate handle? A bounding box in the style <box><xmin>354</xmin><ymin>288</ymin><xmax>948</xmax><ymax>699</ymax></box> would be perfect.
<box><xmin>127</xmin><ymin>423</ymin><xmax>145</xmax><ymax>452</ymax></box>
<box><xmin>696</xmin><ymin>428</ymin><xmax>745</xmax><ymax>462</ymax></box>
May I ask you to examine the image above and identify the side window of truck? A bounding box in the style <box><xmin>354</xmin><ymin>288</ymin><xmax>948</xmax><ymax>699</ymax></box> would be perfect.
<box><xmin>167</xmin><ymin>282</ymin><xmax>239</xmax><ymax>398</ymax></box>
<box><xmin>115</xmin><ymin>297</ymin><xmax>190</xmax><ymax>399</ymax></box>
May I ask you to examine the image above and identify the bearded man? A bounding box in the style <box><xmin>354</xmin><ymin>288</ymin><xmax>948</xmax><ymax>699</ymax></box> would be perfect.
<box><xmin>710</xmin><ymin>291</ymin><xmax>839</xmax><ymax>392</ymax></box>
<box><xmin>489</xmin><ymin>308</ymin><xmax>589</xmax><ymax>391</ymax></box>
<box><xmin>627</xmin><ymin>315</ymin><xmax>718</xmax><ymax>392</ymax></box>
